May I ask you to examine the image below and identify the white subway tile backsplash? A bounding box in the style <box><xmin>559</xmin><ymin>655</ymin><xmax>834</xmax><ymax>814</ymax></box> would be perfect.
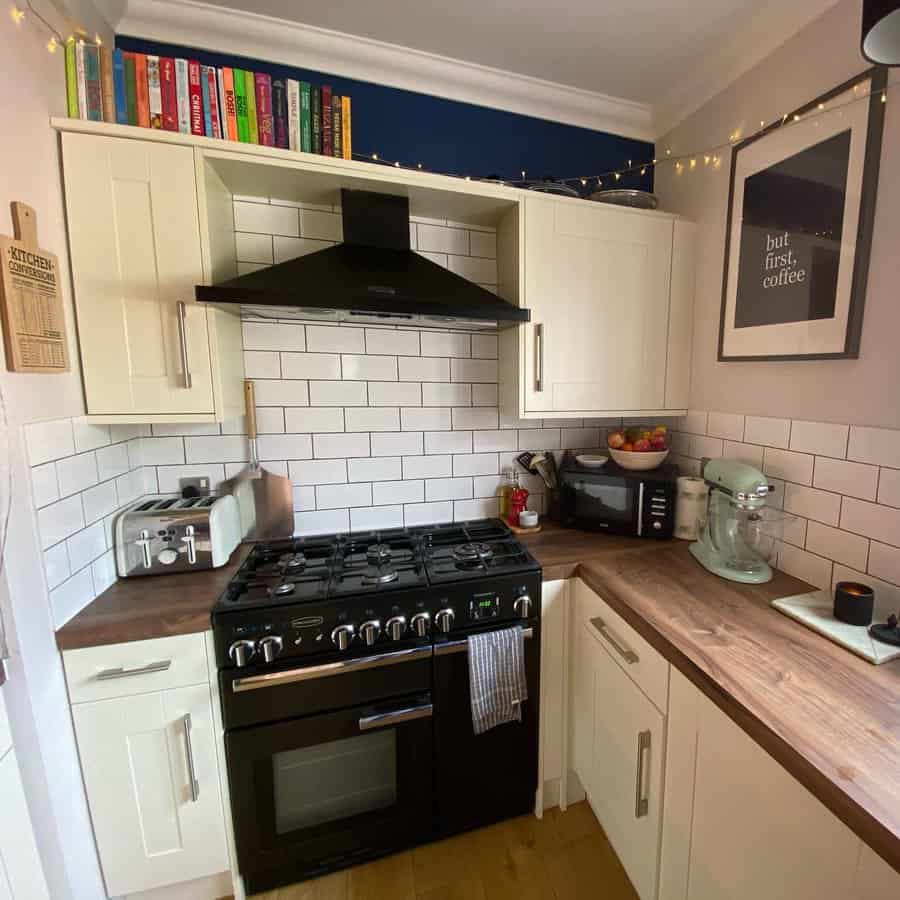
<box><xmin>452</xmin><ymin>408</ymin><xmax>499</xmax><ymax>430</ymax></box>
<box><xmin>425</xmin><ymin>478</ymin><xmax>472</xmax><ymax>502</ymax></box>
<box><xmin>848</xmin><ymin>425</ymin><xmax>900</xmax><ymax>468</ymax></box>
<box><xmin>373</xmin><ymin>480</ymin><xmax>424</xmax><ymax>505</ymax></box>
<box><xmin>306</xmin><ymin>325</ymin><xmax>365</xmax><ymax>354</ymax></box>
<box><xmin>878</xmin><ymin>468</ymin><xmax>900</xmax><ymax>508</ymax></box>
<box><xmin>418</xmin><ymin>251</ymin><xmax>448</xmax><ymax>267</ymax></box>
<box><xmin>317</xmin><ymin>483</ymin><xmax>372</xmax><ymax>510</ymax></box>
<box><xmin>351</xmin><ymin>505</ymin><xmax>405</xmax><ymax>531</ymax></box>
<box><xmin>452</xmin><ymin>454</ymin><xmax>499</xmax><ymax>477</ymax></box>
<box><xmin>31</xmin><ymin>462</ymin><xmax>60</xmax><ymax>508</ymax></box>
<box><xmin>294</xmin><ymin>509</ymin><xmax>350</xmax><ymax>536</ymax></box>
<box><xmin>243</xmin><ymin>322</ymin><xmax>305</xmax><ymax>352</ymax></box>
<box><xmin>66</xmin><ymin>521</ymin><xmax>107</xmax><ymax>572</ymax></box>
<box><xmin>281</xmin><ymin>353</ymin><xmax>342</xmax><ymax>380</ymax></box>
<box><xmin>805</xmin><ymin>522</ymin><xmax>869</xmax><ymax>572</ymax></box>
<box><xmin>235</xmin><ymin>232</ymin><xmax>274</xmax><ymax>264</ymax></box>
<box><xmin>345</xmin><ymin>408</ymin><xmax>400</xmax><ymax>432</ymax></box>
<box><xmin>399</xmin><ymin>357</ymin><xmax>450</xmax><ymax>382</ymax></box>
<box><xmin>451</xmin><ymin>358</ymin><xmax>497</xmax><ymax>383</ymax></box>
<box><xmin>519</xmin><ymin>429</ymin><xmax>561</xmax><ymax>451</ymax></box>
<box><xmin>371</xmin><ymin>432</ymin><xmax>423</xmax><ymax>457</ymax></box>
<box><xmin>402</xmin><ymin>408</ymin><xmax>452</xmax><ymax>432</ymax></box>
<box><xmin>256</xmin><ymin>408</ymin><xmax>286</xmax><ymax>434</ymax></box>
<box><xmin>722</xmin><ymin>441</ymin><xmax>764</xmax><ymax>468</ymax></box>
<box><xmin>763</xmin><ymin>447</ymin><xmax>814</xmax><ymax>486</ymax></box>
<box><xmin>423</xmin><ymin>383</ymin><xmax>471</xmax><ymax>407</ymax></box>
<box><xmin>286</xmin><ymin>408</ymin><xmax>344</xmax><ymax>433</ymax></box>
<box><xmin>38</xmin><ymin>495</ymin><xmax>85</xmax><ymax>550</ymax></box>
<box><xmin>369</xmin><ymin>382</ymin><xmax>422</xmax><ymax>406</ymax></box>
<box><xmin>43</xmin><ymin>543</ymin><xmax>70</xmax><ymax>591</ymax></box>
<box><xmin>244</xmin><ymin>351</ymin><xmax>281</xmax><ymax>379</ymax></box>
<box><xmin>472</xmin><ymin>431</ymin><xmax>517</xmax><ymax>453</ymax></box>
<box><xmin>274</xmin><ymin>236</ymin><xmax>334</xmax><ymax>264</ymax></box>
<box><xmin>689</xmin><ymin>435</ymin><xmax>724</xmax><ymax>459</ymax></box>
<box><xmin>425</xmin><ymin>431</ymin><xmax>473</xmax><ymax>454</ymax></box>
<box><xmin>744</xmin><ymin>416</ymin><xmax>791</xmax><ymax>448</ymax></box>
<box><xmin>776</xmin><ymin>542</ymin><xmax>833</xmax><ymax>590</ymax></box>
<box><xmin>783</xmin><ymin>483</ymin><xmax>841</xmax><ymax>526</ymax></box>
<box><xmin>253</xmin><ymin>380</ymin><xmax>309</xmax><ymax>406</ymax></box>
<box><xmin>365</xmin><ymin>328</ymin><xmax>420</xmax><ymax>356</ymax></box>
<box><xmin>312</xmin><ymin>433</ymin><xmax>367</xmax><ymax>459</ymax></box>
<box><xmin>56</xmin><ymin>453</ymin><xmax>99</xmax><ymax>498</ymax></box>
<box><xmin>289</xmin><ymin>459</ymin><xmax>347</xmax><ymax>485</ymax></box>
<box><xmin>81</xmin><ymin>480</ymin><xmax>119</xmax><ymax>524</ymax></box>
<box><xmin>471</xmin><ymin>334</ymin><xmax>498</xmax><ymax>359</ymax></box>
<box><xmin>404</xmin><ymin>501</ymin><xmax>453</xmax><ymax>526</ymax></box>
<box><xmin>420</xmin><ymin>331</ymin><xmax>470</xmax><ymax>358</ymax></box>
<box><xmin>257</xmin><ymin>434</ymin><xmax>313</xmax><ymax>461</ymax></box>
<box><xmin>25</xmin><ymin>419</ymin><xmax>75</xmax><ymax>465</ymax></box>
<box><xmin>469</xmin><ymin>231</ymin><xmax>497</xmax><ymax>259</ymax></box>
<box><xmin>349</xmin><ymin>458</ymin><xmax>402</xmax><ymax>482</ymax></box>
<box><xmin>156</xmin><ymin>464</ymin><xmax>226</xmax><ymax>493</ymax></box>
<box><xmin>185</xmin><ymin>435</ymin><xmax>248</xmax><ymax>463</ymax></box>
<box><xmin>472</xmin><ymin>384</ymin><xmax>498</xmax><ymax>406</ymax></box>
<box><xmin>299</xmin><ymin>209</ymin><xmax>343</xmax><ymax>241</ymax></box>
<box><xmin>309</xmin><ymin>381</ymin><xmax>368</xmax><ymax>406</ymax></box>
<box><xmin>447</xmin><ymin>255</ymin><xmax>497</xmax><ymax>284</ymax></box>
<box><xmin>96</xmin><ymin>443</ymin><xmax>130</xmax><ymax>481</ymax></box>
<box><xmin>834</xmin><ymin>564</ymin><xmax>900</xmax><ymax>615</ymax></box>
<box><xmin>234</xmin><ymin>200</ymin><xmax>299</xmax><ymax>235</ymax></box>
<box><xmin>813</xmin><ymin>457</ymin><xmax>878</xmax><ymax>501</ymax></box>
<box><xmin>416</xmin><ymin>223</ymin><xmax>468</xmax><ymax>255</ymax></box>
<box><xmin>706</xmin><ymin>412</ymin><xmax>744</xmax><ymax>441</ymax></box>
<box><xmin>868</xmin><ymin>541</ymin><xmax>900</xmax><ymax>587</ymax></box>
<box><xmin>72</xmin><ymin>421</ymin><xmax>111</xmax><ymax>453</ymax></box>
<box><xmin>454</xmin><ymin>498</ymin><xmax>499</xmax><ymax>521</ymax></box>
<box><xmin>840</xmin><ymin>498</ymin><xmax>900</xmax><ymax>547</ymax></box>
<box><xmin>403</xmin><ymin>455</ymin><xmax>453</xmax><ymax>479</ymax></box>
<box><xmin>91</xmin><ymin>550</ymin><xmax>117</xmax><ymax>596</ymax></box>
<box><xmin>561</xmin><ymin>428</ymin><xmax>601</xmax><ymax>450</ymax></box>
<box><xmin>676</xmin><ymin>410</ymin><xmax>707</xmax><ymax>436</ymax></box>
<box><xmin>51</xmin><ymin>567</ymin><xmax>95</xmax><ymax>629</ymax></box>
<box><xmin>789</xmin><ymin>420</ymin><xmax>848</xmax><ymax>459</ymax></box>
<box><xmin>342</xmin><ymin>354</ymin><xmax>397</xmax><ymax>381</ymax></box>
<box><xmin>150</xmin><ymin>422</ymin><xmax>219</xmax><ymax>437</ymax></box>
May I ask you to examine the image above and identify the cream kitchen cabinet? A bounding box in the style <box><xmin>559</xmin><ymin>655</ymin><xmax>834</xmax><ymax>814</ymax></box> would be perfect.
<box><xmin>537</xmin><ymin>579</ymin><xmax>568</xmax><ymax>813</ymax></box>
<box><xmin>570</xmin><ymin>579</ymin><xmax>668</xmax><ymax>900</ymax></box>
<box><xmin>61</xmin><ymin>131</ymin><xmax>243</xmax><ymax>423</ymax></box>
<box><xmin>501</xmin><ymin>196</ymin><xmax>694</xmax><ymax>419</ymax></box>
<box><xmin>65</xmin><ymin>635</ymin><xmax>229</xmax><ymax>897</ymax></box>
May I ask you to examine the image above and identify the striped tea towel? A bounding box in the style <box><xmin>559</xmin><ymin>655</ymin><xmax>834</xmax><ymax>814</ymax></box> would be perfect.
<box><xmin>467</xmin><ymin>627</ymin><xmax>527</xmax><ymax>735</ymax></box>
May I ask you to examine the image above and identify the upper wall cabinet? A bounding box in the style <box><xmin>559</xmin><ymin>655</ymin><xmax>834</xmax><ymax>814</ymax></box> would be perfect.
<box><xmin>499</xmin><ymin>196</ymin><xmax>695</xmax><ymax>419</ymax></box>
<box><xmin>61</xmin><ymin>132</ymin><xmax>244</xmax><ymax>423</ymax></box>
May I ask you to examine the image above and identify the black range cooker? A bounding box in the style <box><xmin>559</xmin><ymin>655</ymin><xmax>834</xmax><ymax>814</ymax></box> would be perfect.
<box><xmin>213</xmin><ymin>518</ymin><xmax>542</xmax><ymax>894</ymax></box>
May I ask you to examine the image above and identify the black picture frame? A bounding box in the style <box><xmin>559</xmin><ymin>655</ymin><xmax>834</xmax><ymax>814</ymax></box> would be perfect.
<box><xmin>718</xmin><ymin>67</ymin><xmax>887</xmax><ymax>362</ymax></box>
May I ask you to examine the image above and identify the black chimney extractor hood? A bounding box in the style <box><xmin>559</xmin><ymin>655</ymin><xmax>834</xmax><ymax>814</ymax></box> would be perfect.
<box><xmin>196</xmin><ymin>188</ymin><xmax>530</xmax><ymax>329</ymax></box>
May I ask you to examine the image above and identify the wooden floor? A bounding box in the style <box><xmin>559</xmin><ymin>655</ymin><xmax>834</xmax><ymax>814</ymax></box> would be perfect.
<box><xmin>251</xmin><ymin>801</ymin><xmax>638</xmax><ymax>900</ymax></box>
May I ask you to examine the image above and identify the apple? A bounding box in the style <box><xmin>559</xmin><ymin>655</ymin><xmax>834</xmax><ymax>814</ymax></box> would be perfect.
<box><xmin>654</xmin><ymin>424</ymin><xmax>668</xmax><ymax>435</ymax></box>
<box><xmin>625</xmin><ymin>427</ymin><xmax>642</xmax><ymax>443</ymax></box>
<box><xmin>633</xmin><ymin>438</ymin><xmax>651</xmax><ymax>452</ymax></box>
<box><xmin>622</xmin><ymin>441</ymin><xmax>634</xmax><ymax>452</ymax></box>
<box><xmin>607</xmin><ymin>430</ymin><xmax>626</xmax><ymax>449</ymax></box>
<box><xmin>650</xmin><ymin>435</ymin><xmax>667</xmax><ymax>450</ymax></box>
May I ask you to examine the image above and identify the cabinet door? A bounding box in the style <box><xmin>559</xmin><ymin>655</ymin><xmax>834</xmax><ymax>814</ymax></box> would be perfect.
<box><xmin>63</xmin><ymin>133</ymin><xmax>215</xmax><ymax>416</ymax></box>
<box><xmin>0</xmin><ymin>748</ymin><xmax>50</xmax><ymax>900</ymax></box>
<box><xmin>539</xmin><ymin>579</ymin><xmax>567</xmax><ymax>801</ymax></box>
<box><xmin>72</xmin><ymin>684</ymin><xmax>228</xmax><ymax>896</ymax></box>
<box><xmin>523</xmin><ymin>197</ymin><xmax>673</xmax><ymax>414</ymax></box>
<box><xmin>570</xmin><ymin>616</ymin><xmax>597</xmax><ymax>801</ymax></box>
<box><xmin>591</xmin><ymin>632</ymin><xmax>665</xmax><ymax>900</ymax></box>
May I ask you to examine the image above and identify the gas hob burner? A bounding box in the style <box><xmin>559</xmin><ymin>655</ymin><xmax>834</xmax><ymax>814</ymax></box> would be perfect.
<box><xmin>280</xmin><ymin>552</ymin><xmax>306</xmax><ymax>573</ymax></box>
<box><xmin>362</xmin><ymin>568</ymin><xmax>400</xmax><ymax>585</ymax></box>
<box><xmin>366</xmin><ymin>543</ymin><xmax>393</xmax><ymax>566</ymax></box>
<box><xmin>272</xmin><ymin>582</ymin><xmax>296</xmax><ymax>597</ymax></box>
<box><xmin>452</xmin><ymin>542</ymin><xmax>494</xmax><ymax>565</ymax></box>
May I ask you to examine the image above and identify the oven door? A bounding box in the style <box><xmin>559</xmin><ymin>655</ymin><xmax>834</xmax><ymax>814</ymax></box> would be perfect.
<box><xmin>225</xmin><ymin>655</ymin><xmax>434</xmax><ymax>893</ymax></box>
<box><xmin>432</xmin><ymin>623</ymin><xmax>540</xmax><ymax>837</ymax></box>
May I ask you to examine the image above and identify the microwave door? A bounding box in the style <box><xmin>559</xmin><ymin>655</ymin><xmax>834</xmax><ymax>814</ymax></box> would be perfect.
<box><xmin>572</xmin><ymin>479</ymin><xmax>637</xmax><ymax>532</ymax></box>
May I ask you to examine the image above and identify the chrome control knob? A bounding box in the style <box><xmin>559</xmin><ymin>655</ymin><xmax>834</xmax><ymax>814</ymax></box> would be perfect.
<box><xmin>513</xmin><ymin>594</ymin><xmax>533</xmax><ymax>619</ymax></box>
<box><xmin>410</xmin><ymin>612</ymin><xmax>431</xmax><ymax>638</ymax></box>
<box><xmin>331</xmin><ymin>624</ymin><xmax>355</xmax><ymax>651</ymax></box>
<box><xmin>360</xmin><ymin>620</ymin><xmax>381</xmax><ymax>647</ymax></box>
<box><xmin>228</xmin><ymin>639</ymin><xmax>255</xmax><ymax>667</ymax></box>
<box><xmin>257</xmin><ymin>635</ymin><xmax>283</xmax><ymax>663</ymax></box>
<box><xmin>435</xmin><ymin>608</ymin><xmax>455</xmax><ymax>634</ymax></box>
<box><xmin>386</xmin><ymin>616</ymin><xmax>407</xmax><ymax>641</ymax></box>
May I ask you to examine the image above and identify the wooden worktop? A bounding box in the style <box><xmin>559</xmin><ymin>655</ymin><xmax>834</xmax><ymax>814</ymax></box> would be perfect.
<box><xmin>55</xmin><ymin>525</ymin><xmax>900</xmax><ymax>871</ymax></box>
<box><xmin>520</xmin><ymin>525</ymin><xmax>900</xmax><ymax>874</ymax></box>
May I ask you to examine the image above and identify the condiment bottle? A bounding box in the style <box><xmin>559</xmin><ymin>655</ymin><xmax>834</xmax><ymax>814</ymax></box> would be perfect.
<box><xmin>498</xmin><ymin>468</ymin><xmax>519</xmax><ymax>519</ymax></box>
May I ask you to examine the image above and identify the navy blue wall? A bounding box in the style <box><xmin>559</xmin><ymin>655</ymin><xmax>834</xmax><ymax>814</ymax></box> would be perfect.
<box><xmin>117</xmin><ymin>35</ymin><xmax>654</xmax><ymax>197</ymax></box>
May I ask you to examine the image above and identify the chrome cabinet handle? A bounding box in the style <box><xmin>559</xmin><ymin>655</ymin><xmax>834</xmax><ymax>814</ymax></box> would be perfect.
<box><xmin>358</xmin><ymin>700</ymin><xmax>433</xmax><ymax>732</ymax></box>
<box><xmin>433</xmin><ymin>625</ymin><xmax>534</xmax><ymax>657</ymax></box>
<box><xmin>590</xmin><ymin>616</ymin><xmax>639</xmax><ymax>664</ymax></box>
<box><xmin>176</xmin><ymin>301</ymin><xmax>193</xmax><ymax>389</ymax></box>
<box><xmin>182</xmin><ymin>713</ymin><xmax>200</xmax><ymax>802</ymax></box>
<box><xmin>534</xmin><ymin>323</ymin><xmax>544</xmax><ymax>392</ymax></box>
<box><xmin>95</xmin><ymin>659</ymin><xmax>172</xmax><ymax>680</ymax></box>
<box><xmin>635</xmin><ymin>729</ymin><xmax>651</xmax><ymax>818</ymax></box>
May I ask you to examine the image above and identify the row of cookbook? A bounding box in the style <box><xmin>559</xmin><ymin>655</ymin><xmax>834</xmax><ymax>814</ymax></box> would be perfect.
<box><xmin>64</xmin><ymin>41</ymin><xmax>352</xmax><ymax>157</ymax></box>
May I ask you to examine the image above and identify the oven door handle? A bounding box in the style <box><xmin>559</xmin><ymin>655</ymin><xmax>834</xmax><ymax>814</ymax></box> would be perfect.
<box><xmin>231</xmin><ymin>644</ymin><xmax>433</xmax><ymax>693</ymax></box>
<box><xmin>433</xmin><ymin>626</ymin><xmax>534</xmax><ymax>657</ymax></box>
<box><xmin>358</xmin><ymin>700</ymin><xmax>433</xmax><ymax>732</ymax></box>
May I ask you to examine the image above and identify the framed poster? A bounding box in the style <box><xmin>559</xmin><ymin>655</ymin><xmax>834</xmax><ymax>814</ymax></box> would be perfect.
<box><xmin>719</xmin><ymin>68</ymin><xmax>886</xmax><ymax>361</ymax></box>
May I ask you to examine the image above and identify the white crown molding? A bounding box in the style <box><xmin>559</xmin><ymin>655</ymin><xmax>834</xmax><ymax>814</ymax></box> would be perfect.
<box><xmin>116</xmin><ymin>0</ymin><xmax>655</xmax><ymax>142</ymax></box>
<box><xmin>652</xmin><ymin>0</ymin><xmax>842</xmax><ymax>138</ymax></box>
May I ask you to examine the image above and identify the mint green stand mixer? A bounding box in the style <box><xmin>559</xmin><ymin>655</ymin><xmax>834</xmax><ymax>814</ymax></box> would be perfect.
<box><xmin>690</xmin><ymin>458</ymin><xmax>776</xmax><ymax>584</ymax></box>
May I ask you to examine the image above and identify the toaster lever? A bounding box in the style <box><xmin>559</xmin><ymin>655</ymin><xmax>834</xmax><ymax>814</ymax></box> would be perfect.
<box><xmin>183</xmin><ymin>525</ymin><xmax>197</xmax><ymax>565</ymax></box>
<box><xmin>136</xmin><ymin>529</ymin><xmax>153</xmax><ymax>569</ymax></box>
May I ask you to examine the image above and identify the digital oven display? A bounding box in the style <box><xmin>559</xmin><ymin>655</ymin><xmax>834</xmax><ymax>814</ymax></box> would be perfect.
<box><xmin>469</xmin><ymin>592</ymin><xmax>501</xmax><ymax>621</ymax></box>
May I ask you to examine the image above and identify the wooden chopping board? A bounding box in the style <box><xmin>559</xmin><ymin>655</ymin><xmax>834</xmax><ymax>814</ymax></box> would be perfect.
<box><xmin>0</xmin><ymin>202</ymin><xmax>70</xmax><ymax>372</ymax></box>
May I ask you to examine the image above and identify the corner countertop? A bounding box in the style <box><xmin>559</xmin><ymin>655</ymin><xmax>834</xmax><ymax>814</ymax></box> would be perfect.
<box><xmin>519</xmin><ymin>524</ymin><xmax>900</xmax><ymax>875</ymax></box>
<box><xmin>55</xmin><ymin>525</ymin><xmax>900</xmax><ymax>872</ymax></box>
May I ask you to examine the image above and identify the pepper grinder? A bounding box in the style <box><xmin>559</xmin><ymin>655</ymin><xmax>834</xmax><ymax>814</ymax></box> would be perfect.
<box><xmin>508</xmin><ymin>485</ymin><xmax>529</xmax><ymax>527</ymax></box>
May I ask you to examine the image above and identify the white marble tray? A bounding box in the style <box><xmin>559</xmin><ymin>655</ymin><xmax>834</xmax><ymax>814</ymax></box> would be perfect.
<box><xmin>772</xmin><ymin>590</ymin><xmax>900</xmax><ymax>665</ymax></box>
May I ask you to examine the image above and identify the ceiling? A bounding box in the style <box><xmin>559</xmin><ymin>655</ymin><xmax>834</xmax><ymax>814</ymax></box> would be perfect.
<box><xmin>191</xmin><ymin>0</ymin><xmax>836</xmax><ymax>107</ymax></box>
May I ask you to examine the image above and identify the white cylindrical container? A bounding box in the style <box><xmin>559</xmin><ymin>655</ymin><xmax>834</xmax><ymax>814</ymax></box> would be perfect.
<box><xmin>675</xmin><ymin>476</ymin><xmax>709</xmax><ymax>541</ymax></box>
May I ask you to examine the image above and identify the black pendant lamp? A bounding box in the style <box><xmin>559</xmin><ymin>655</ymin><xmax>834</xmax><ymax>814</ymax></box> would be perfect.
<box><xmin>862</xmin><ymin>0</ymin><xmax>900</xmax><ymax>64</ymax></box>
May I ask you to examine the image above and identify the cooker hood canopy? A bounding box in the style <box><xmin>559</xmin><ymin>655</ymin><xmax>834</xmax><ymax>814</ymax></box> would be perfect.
<box><xmin>196</xmin><ymin>188</ymin><xmax>529</xmax><ymax>330</ymax></box>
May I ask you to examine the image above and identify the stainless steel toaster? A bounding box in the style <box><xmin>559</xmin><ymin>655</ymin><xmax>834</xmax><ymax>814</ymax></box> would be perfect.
<box><xmin>114</xmin><ymin>494</ymin><xmax>242</xmax><ymax>577</ymax></box>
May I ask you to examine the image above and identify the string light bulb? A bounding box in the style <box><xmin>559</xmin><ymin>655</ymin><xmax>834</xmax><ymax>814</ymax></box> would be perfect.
<box><xmin>704</xmin><ymin>155</ymin><xmax>711</xmax><ymax>165</ymax></box>
<box><xmin>47</xmin><ymin>36</ymin><xmax>58</xmax><ymax>53</ymax></box>
<box><xmin>793</xmin><ymin>113</ymin><xmax>801</xmax><ymax>122</ymax></box>
<box><xmin>371</xmin><ymin>153</ymin><xmax>378</xmax><ymax>160</ymax></box>
<box><xmin>417</xmin><ymin>162</ymin><xmax>423</xmax><ymax>169</ymax></box>
<box><xmin>10</xmin><ymin>6</ymin><xmax>25</xmax><ymax>24</ymax></box>
<box><xmin>394</xmin><ymin>161</ymin><xmax>400</xmax><ymax>167</ymax></box>
<box><xmin>614</xmin><ymin>172</ymin><xmax>621</xmax><ymax>181</ymax></box>
<box><xmin>676</xmin><ymin>162</ymin><xmax>683</xmax><ymax>173</ymax></box>
<box><xmin>665</xmin><ymin>148</ymin><xmax>671</xmax><ymax>156</ymax></box>
<box><xmin>818</xmin><ymin>103</ymin><xmax>825</xmax><ymax>110</ymax></box>
<box><xmin>690</xmin><ymin>158</ymin><xmax>697</xmax><ymax>169</ymax></box>
<box><xmin>95</xmin><ymin>34</ymin><xmax>102</xmax><ymax>45</ymax></box>
<box><xmin>883</xmin><ymin>91</ymin><xmax>887</xmax><ymax>103</ymax></box>
<box><xmin>640</xmin><ymin>167</ymin><xmax>646</xmax><ymax>176</ymax></box>
<box><xmin>580</xmin><ymin>178</ymin><xmax>586</xmax><ymax>186</ymax></box>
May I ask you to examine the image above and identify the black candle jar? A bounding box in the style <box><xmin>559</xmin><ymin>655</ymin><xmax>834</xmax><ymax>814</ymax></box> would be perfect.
<box><xmin>834</xmin><ymin>581</ymin><xmax>875</xmax><ymax>626</ymax></box>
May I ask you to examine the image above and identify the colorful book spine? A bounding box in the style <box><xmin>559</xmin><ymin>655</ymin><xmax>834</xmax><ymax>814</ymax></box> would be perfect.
<box><xmin>200</xmin><ymin>65</ymin><xmax>213</xmax><ymax>137</ymax></box>
<box><xmin>341</xmin><ymin>95</ymin><xmax>351</xmax><ymax>160</ymax></box>
<box><xmin>112</xmin><ymin>49</ymin><xmax>127</xmax><ymax>124</ymax></box>
<box><xmin>134</xmin><ymin>53</ymin><xmax>149</xmax><ymax>127</ymax></box>
<box><xmin>299</xmin><ymin>81</ymin><xmax>312</xmax><ymax>153</ymax></box>
<box><xmin>160</xmin><ymin>57</ymin><xmax>177</xmax><ymax>131</ymax></box>
<box><xmin>75</xmin><ymin>42</ymin><xmax>88</xmax><ymax>120</ymax></box>
<box><xmin>207</xmin><ymin>67</ymin><xmax>222</xmax><ymax>139</ymax></box>
<box><xmin>65</xmin><ymin>38</ymin><xmax>79</xmax><ymax>118</ymax></box>
<box><xmin>84</xmin><ymin>44</ymin><xmax>103</xmax><ymax>122</ymax></box>
<box><xmin>272</xmin><ymin>78</ymin><xmax>288</xmax><ymax>149</ymax></box>
<box><xmin>223</xmin><ymin>68</ymin><xmax>238</xmax><ymax>140</ymax></box>
<box><xmin>245</xmin><ymin>71</ymin><xmax>259</xmax><ymax>143</ymax></box>
<box><xmin>332</xmin><ymin>94</ymin><xmax>342</xmax><ymax>159</ymax></box>
<box><xmin>234</xmin><ymin>69</ymin><xmax>249</xmax><ymax>142</ymax></box>
<box><xmin>255</xmin><ymin>73</ymin><xmax>274</xmax><ymax>147</ymax></box>
<box><xmin>188</xmin><ymin>61</ymin><xmax>204</xmax><ymax>135</ymax></box>
<box><xmin>100</xmin><ymin>46</ymin><xmax>115</xmax><ymax>123</ymax></box>
<box><xmin>311</xmin><ymin>86</ymin><xmax>321</xmax><ymax>154</ymax></box>
<box><xmin>320</xmin><ymin>84</ymin><xmax>333</xmax><ymax>157</ymax></box>
<box><xmin>287</xmin><ymin>79</ymin><xmax>300</xmax><ymax>151</ymax></box>
<box><xmin>147</xmin><ymin>56</ymin><xmax>162</xmax><ymax>128</ymax></box>
<box><xmin>175</xmin><ymin>58</ymin><xmax>190</xmax><ymax>134</ymax></box>
<box><xmin>123</xmin><ymin>52</ymin><xmax>137</xmax><ymax>125</ymax></box>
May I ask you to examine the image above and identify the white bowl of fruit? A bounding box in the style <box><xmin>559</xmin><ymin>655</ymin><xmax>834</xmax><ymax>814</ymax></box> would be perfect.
<box><xmin>607</xmin><ymin>425</ymin><xmax>670</xmax><ymax>470</ymax></box>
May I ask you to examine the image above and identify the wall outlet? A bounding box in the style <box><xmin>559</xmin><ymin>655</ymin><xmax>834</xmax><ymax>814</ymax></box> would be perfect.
<box><xmin>179</xmin><ymin>476</ymin><xmax>211</xmax><ymax>497</ymax></box>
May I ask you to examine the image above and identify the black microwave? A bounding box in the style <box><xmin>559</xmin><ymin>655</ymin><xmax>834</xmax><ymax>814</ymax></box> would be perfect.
<box><xmin>556</xmin><ymin>455</ymin><xmax>678</xmax><ymax>538</ymax></box>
